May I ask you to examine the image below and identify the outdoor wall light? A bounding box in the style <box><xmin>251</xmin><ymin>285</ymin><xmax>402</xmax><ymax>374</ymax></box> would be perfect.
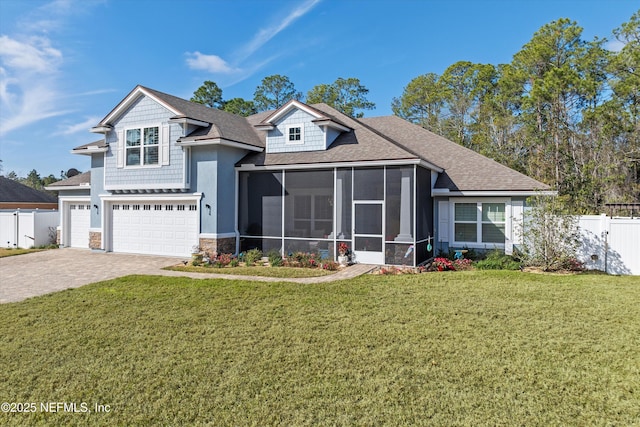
<box><xmin>205</xmin><ymin>204</ymin><xmax>211</xmax><ymax>215</ymax></box>
<box><xmin>93</xmin><ymin>204</ymin><xmax>99</xmax><ymax>214</ymax></box>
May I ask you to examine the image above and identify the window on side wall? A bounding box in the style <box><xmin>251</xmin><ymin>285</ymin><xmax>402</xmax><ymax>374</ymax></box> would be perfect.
<box><xmin>126</xmin><ymin>126</ymin><xmax>159</xmax><ymax>166</ymax></box>
<box><xmin>453</xmin><ymin>201</ymin><xmax>506</xmax><ymax>246</ymax></box>
<box><xmin>285</xmin><ymin>124</ymin><xmax>304</xmax><ymax>144</ymax></box>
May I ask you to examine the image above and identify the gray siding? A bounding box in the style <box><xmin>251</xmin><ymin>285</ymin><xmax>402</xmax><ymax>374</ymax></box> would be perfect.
<box><xmin>104</xmin><ymin>96</ymin><xmax>186</xmax><ymax>189</ymax></box>
<box><xmin>266</xmin><ymin>109</ymin><xmax>325</xmax><ymax>153</ymax></box>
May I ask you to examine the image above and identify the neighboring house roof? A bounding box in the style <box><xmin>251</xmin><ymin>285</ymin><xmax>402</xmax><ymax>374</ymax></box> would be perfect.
<box><xmin>0</xmin><ymin>176</ymin><xmax>58</xmax><ymax>207</ymax></box>
<box><xmin>46</xmin><ymin>171</ymin><xmax>91</xmax><ymax>189</ymax></box>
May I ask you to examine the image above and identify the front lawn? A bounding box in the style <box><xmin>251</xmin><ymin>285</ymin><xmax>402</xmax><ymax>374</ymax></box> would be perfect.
<box><xmin>1</xmin><ymin>271</ymin><xmax>638</xmax><ymax>426</ymax></box>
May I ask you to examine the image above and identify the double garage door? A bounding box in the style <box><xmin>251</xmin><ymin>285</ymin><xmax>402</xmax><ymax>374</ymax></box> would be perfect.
<box><xmin>111</xmin><ymin>201</ymin><xmax>198</xmax><ymax>257</ymax></box>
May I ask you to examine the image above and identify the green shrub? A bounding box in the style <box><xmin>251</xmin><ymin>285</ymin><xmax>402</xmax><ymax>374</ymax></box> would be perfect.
<box><xmin>244</xmin><ymin>248</ymin><xmax>263</xmax><ymax>266</ymax></box>
<box><xmin>475</xmin><ymin>250</ymin><xmax>521</xmax><ymax>270</ymax></box>
<box><xmin>229</xmin><ymin>258</ymin><xmax>239</xmax><ymax>267</ymax></box>
<box><xmin>267</xmin><ymin>250</ymin><xmax>284</xmax><ymax>267</ymax></box>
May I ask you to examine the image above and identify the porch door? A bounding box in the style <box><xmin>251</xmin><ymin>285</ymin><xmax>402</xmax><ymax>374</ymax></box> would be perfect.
<box><xmin>353</xmin><ymin>201</ymin><xmax>384</xmax><ymax>264</ymax></box>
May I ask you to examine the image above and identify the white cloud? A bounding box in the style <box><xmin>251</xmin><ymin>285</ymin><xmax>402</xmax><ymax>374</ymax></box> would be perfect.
<box><xmin>0</xmin><ymin>35</ymin><xmax>62</xmax><ymax>73</ymax></box>
<box><xmin>237</xmin><ymin>0</ymin><xmax>321</xmax><ymax>61</ymax></box>
<box><xmin>0</xmin><ymin>34</ymin><xmax>67</xmax><ymax>136</ymax></box>
<box><xmin>55</xmin><ymin>116</ymin><xmax>102</xmax><ymax>135</ymax></box>
<box><xmin>0</xmin><ymin>0</ymin><xmax>99</xmax><ymax>136</ymax></box>
<box><xmin>185</xmin><ymin>52</ymin><xmax>239</xmax><ymax>74</ymax></box>
<box><xmin>184</xmin><ymin>0</ymin><xmax>321</xmax><ymax>80</ymax></box>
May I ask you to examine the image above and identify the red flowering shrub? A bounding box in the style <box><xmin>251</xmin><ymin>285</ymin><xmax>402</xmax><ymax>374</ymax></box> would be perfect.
<box><xmin>432</xmin><ymin>257</ymin><xmax>455</xmax><ymax>271</ymax></box>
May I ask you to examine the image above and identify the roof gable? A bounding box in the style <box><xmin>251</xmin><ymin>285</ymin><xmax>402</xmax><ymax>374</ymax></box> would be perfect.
<box><xmin>95</xmin><ymin>86</ymin><xmax>182</xmax><ymax>128</ymax></box>
<box><xmin>93</xmin><ymin>85</ymin><xmax>264</xmax><ymax>149</ymax></box>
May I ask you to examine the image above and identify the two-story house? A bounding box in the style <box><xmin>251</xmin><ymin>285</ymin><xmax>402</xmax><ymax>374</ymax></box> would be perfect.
<box><xmin>49</xmin><ymin>85</ymin><xmax>552</xmax><ymax>266</ymax></box>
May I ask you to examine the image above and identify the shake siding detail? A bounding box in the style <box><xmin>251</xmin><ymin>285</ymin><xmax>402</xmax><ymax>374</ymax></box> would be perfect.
<box><xmin>104</xmin><ymin>96</ymin><xmax>185</xmax><ymax>188</ymax></box>
<box><xmin>266</xmin><ymin>109</ymin><xmax>326</xmax><ymax>153</ymax></box>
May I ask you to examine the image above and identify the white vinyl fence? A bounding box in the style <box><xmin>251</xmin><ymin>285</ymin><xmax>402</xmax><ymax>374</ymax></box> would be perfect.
<box><xmin>578</xmin><ymin>215</ymin><xmax>640</xmax><ymax>275</ymax></box>
<box><xmin>0</xmin><ymin>210</ymin><xmax>59</xmax><ymax>249</ymax></box>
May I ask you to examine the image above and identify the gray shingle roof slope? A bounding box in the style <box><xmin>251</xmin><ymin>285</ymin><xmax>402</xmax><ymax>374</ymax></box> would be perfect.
<box><xmin>0</xmin><ymin>176</ymin><xmax>58</xmax><ymax>203</ymax></box>
<box><xmin>239</xmin><ymin>103</ymin><xmax>419</xmax><ymax>166</ymax></box>
<box><xmin>46</xmin><ymin>171</ymin><xmax>91</xmax><ymax>188</ymax></box>
<box><xmin>140</xmin><ymin>86</ymin><xmax>263</xmax><ymax>148</ymax></box>
<box><xmin>360</xmin><ymin>116</ymin><xmax>550</xmax><ymax>191</ymax></box>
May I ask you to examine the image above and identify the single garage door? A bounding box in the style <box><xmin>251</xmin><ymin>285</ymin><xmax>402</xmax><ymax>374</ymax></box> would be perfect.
<box><xmin>69</xmin><ymin>203</ymin><xmax>91</xmax><ymax>248</ymax></box>
<box><xmin>111</xmin><ymin>201</ymin><xmax>198</xmax><ymax>257</ymax></box>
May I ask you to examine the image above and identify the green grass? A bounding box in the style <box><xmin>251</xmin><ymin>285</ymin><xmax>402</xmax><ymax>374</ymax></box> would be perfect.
<box><xmin>165</xmin><ymin>264</ymin><xmax>334</xmax><ymax>278</ymax></box>
<box><xmin>1</xmin><ymin>271</ymin><xmax>639</xmax><ymax>426</ymax></box>
<box><xmin>0</xmin><ymin>248</ymin><xmax>47</xmax><ymax>258</ymax></box>
<box><xmin>0</xmin><ymin>246</ymin><xmax>57</xmax><ymax>258</ymax></box>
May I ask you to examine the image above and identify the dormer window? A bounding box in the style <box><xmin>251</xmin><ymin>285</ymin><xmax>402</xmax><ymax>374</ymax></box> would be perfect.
<box><xmin>286</xmin><ymin>124</ymin><xmax>304</xmax><ymax>144</ymax></box>
<box><xmin>126</xmin><ymin>126</ymin><xmax>159</xmax><ymax>166</ymax></box>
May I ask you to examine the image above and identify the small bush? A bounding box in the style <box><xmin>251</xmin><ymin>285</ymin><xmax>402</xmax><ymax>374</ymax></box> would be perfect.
<box><xmin>432</xmin><ymin>257</ymin><xmax>455</xmax><ymax>271</ymax></box>
<box><xmin>322</xmin><ymin>261</ymin><xmax>340</xmax><ymax>271</ymax></box>
<box><xmin>284</xmin><ymin>252</ymin><xmax>321</xmax><ymax>269</ymax></box>
<box><xmin>244</xmin><ymin>248</ymin><xmax>263</xmax><ymax>266</ymax></box>
<box><xmin>229</xmin><ymin>258</ymin><xmax>239</xmax><ymax>267</ymax></box>
<box><xmin>475</xmin><ymin>250</ymin><xmax>521</xmax><ymax>270</ymax></box>
<box><xmin>453</xmin><ymin>258</ymin><xmax>473</xmax><ymax>271</ymax></box>
<box><xmin>267</xmin><ymin>250</ymin><xmax>284</xmax><ymax>267</ymax></box>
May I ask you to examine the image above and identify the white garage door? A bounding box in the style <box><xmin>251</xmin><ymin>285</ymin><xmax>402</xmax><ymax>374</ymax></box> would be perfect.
<box><xmin>111</xmin><ymin>201</ymin><xmax>198</xmax><ymax>257</ymax></box>
<box><xmin>69</xmin><ymin>203</ymin><xmax>91</xmax><ymax>248</ymax></box>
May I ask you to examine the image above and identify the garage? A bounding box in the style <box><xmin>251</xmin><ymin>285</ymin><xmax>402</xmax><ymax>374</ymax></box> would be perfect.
<box><xmin>68</xmin><ymin>203</ymin><xmax>91</xmax><ymax>248</ymax></box>
<box><xmin>110</xmin><ymin>201</ymin><xmax>199</xmax><ymax>257</ymax></box>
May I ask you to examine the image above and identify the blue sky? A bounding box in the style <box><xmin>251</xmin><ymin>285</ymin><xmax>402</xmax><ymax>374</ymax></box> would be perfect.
<box><xmin>0</xmin><ymin>0</ymin><xmax>637</xmax><ymax>178</ymax></box>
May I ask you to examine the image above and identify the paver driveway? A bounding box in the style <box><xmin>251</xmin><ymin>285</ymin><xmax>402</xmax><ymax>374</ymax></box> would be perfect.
<box><xmin>0</xmin><ymin>249</ymin><xmax>185</xmax><ymax>304</ymax></box>
<box><xmin>0</xmin><ymin>248</ymin><xmax>376</xmax><ymax>304</ymax></box>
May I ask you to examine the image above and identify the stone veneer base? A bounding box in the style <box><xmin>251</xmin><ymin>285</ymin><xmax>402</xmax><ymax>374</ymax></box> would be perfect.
<box><xmin>199</xmin><ymin>237</ymin><xmax>236</xmax><ymax>255</ymax></box>
<box><xmin>89</xmin><ymin>231</ymin><xmax>102</xmax><ymax>250</ymax></box>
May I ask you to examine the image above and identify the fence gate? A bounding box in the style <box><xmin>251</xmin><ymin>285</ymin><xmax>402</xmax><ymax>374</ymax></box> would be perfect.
<box><xmin>578</xmin><ymin>215</ymin><xmax>640</xmax><ymax>275</ymax></box>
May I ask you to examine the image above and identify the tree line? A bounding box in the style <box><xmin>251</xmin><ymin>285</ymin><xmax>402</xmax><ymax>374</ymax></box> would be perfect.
<box><xmin>392</xmin><ymin>12</ymin><xmax>639</xmax><ymax>214</ymax></box>
<box><xmin>191</xmin><ymin>75</ymin><xmax>376</xmax><ymax>118</ymax></box>
<box><xmin>193</xmin><ymin>11</ymin><xmax>638</xmax><ymax>214</ymax></box>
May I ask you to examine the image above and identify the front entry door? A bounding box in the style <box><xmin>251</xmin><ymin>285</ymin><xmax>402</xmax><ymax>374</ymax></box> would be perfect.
<box><xmin>353</xmin><ymin>201</ymin><xmax>384</xmax><ymax>264</ymax></box>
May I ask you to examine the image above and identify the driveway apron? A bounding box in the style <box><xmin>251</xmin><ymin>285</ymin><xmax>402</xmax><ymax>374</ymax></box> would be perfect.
<box><xmin>0</xmin><ymin>248</ymin><xmax>375</xmax><ymax>304</ymax></box>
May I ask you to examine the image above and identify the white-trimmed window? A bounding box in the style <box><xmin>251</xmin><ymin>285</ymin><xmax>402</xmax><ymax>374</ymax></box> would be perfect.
<box><xmin>452</xmin><ymin>200</ymin><xmax>507</xmax><ymax>246</ymax></box>
<box><xmin>126</xmin><ymin>126</ymin><xmax>159</xmax><ymax>166</ymax></box>
<box><xmin>285</xmin><ymin>124</ymin><xmax>304</xmax><ymax>144</ymax></box>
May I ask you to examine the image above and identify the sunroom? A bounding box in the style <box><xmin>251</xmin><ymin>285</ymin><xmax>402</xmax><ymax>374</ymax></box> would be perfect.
<box><xmin>238</xmin><ymin>164</ymin><xmax>434</xmax><ymax>266</ymax></box>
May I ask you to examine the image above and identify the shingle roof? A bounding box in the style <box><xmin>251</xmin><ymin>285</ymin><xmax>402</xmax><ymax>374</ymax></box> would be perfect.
<box><xmin>46</xmin><ymin>171</ymin><xmax>91</xmax><ymax>188</ymax></box>
<box><xmin>93</xmin><ymin>85</ymin><xmax>549</xmax><ymax>193</ymax></box>
<box><xmin>360</xmin><ymin>116</ymin><xmax>550</xmax><ymax>191</ymax></box>
<box><xmin>240</xmin><ymin>104</ymin><xmax>419</xmax><ymax>167</ymax></box>
<box><xmin>71</xmin><ymin>139</ymin><xmax>107</xmax><ymax>153</ymax></box>
<box><xmin>0</xmin><ymin>176</ymin><xmax>58</xmax><ymax>203</ymax></box>
<box><xmin>240</xmin><ymin>104</ymin><xmax>549</xmax><ymax>192</ymax></box>
<box><xmin>140</xmin><ymin>86</ymin><xmax>263</xmax><ymax>148</ymax></box>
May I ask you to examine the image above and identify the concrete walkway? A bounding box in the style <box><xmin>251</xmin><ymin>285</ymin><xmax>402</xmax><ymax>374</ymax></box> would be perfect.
<box><xmin>0</xmin><ymin>248</ymin><xmax>375</xmax><ymax>304</ymax></box>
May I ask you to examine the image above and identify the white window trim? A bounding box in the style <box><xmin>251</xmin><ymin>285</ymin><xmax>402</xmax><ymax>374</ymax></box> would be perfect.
<box><xmin>124</xmin><ymin>125</ymin><xmax>161</xmax><ymax>168</ymax></box>
<box><xmin>285</xmin><ymin>124</ymin><xmax>304</xmax><ymax>145</ymax></box>
<box><xmin>449</xmin><ymin>198</ymin><xmax>511</xmax><ymax>248</ymax></box>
